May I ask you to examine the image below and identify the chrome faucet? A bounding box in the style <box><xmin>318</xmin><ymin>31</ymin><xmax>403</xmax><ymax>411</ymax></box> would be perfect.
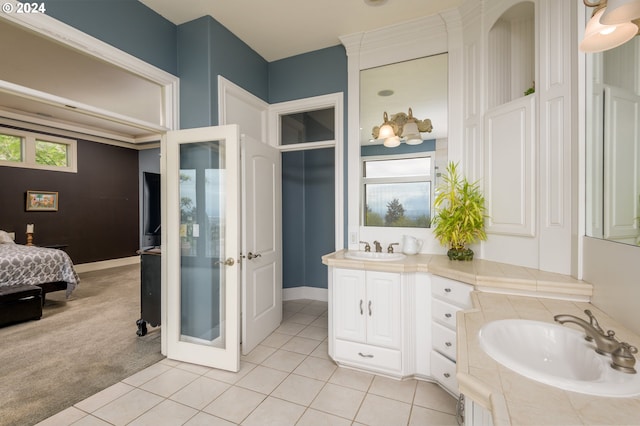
<box><xmin>554</xmin><ymin>311</ymin><xmax>619</xmax><ymax>355</ymax></box>
<box><xmin>373</xmin><ymin>240</ymin><xmax>383</xmax><ymax>253</ymax></box>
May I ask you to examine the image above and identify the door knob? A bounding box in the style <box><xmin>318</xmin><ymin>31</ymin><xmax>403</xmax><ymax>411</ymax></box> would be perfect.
<box><xmin>215</xmin><ymin>257</ymin><xmax>235</xmax><ymax>266</ymax></box>
<box><xmin>247</xmin><ymin>252</ymin><xmax>262</xmax><ymax>260</ymax></box>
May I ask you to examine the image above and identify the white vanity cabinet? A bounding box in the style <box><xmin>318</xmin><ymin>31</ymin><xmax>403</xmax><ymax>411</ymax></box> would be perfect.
<box><xmin>430</xmin><ymin>275</ymin><xmax>473</xmax><ymax>396</ymax></box>
<box><xmin>331</xmin><ymin>268</ymin><xmax>403</xmax><ymax>375</ymax></box>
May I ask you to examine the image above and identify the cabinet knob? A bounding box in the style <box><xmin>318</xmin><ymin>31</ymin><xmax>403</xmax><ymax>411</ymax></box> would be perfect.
<box><xmin>445</xmin><ymin>313</ymin><xmax>452</xmax><ymax>318</ymax></box>
<box><xmin>445</xmin><ymin>342</ymin><xmax>452</xmax><ymax>347</ymax></box>
<box><xmin>445</xmin><ymin>288</ymin><xmax>452</xmax><ymax>293</ymax></box>
<box><xmin>444</xmin><ymin>372</ymin><xmax>451</xmax><ymax>378</ymax></box>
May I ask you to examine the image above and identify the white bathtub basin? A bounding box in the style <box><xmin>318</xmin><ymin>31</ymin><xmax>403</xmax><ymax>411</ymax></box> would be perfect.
<box><xmin>478</xmin><ymin>319</ymin><xmax>640</xmax><ymax>397</ymax></box>
<box><xmin>343</xmin><ymin>251</ymin><xmax>406</xmax><ymax>261</ymax></box>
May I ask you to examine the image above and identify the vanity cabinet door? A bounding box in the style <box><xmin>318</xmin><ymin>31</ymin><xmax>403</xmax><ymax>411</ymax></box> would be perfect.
<box><xmin>333</xmin><ymin>268</ymin><xmax>367</xmax><ymax>343</ymax></box>
<box><xmin>366</xmin><ymin>271</ymin><xmax>402</xmax><ymax>349</ymax></box>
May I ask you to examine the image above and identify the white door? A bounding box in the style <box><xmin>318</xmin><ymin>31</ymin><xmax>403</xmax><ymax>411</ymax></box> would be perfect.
<box><xmin>241</xmin><ymin>135</ymin><xmax>282</xmax><ymax>354</ymax></box>
<box><xmin>165</xmin><ymin>125</ymin><xmax>241</xmax><ymax>371</ymax></box>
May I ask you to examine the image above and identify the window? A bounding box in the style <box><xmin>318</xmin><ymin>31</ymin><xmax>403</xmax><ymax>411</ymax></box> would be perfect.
<box><xmin>362</xmin><ymin>154</ymin><xmax>433</xmax><ymax>228</ymax></box>
<box><xmin>0</xmin><ymin>128</ymin><xmax>77</xmax><ymax>172</ymax></box>
<box><xmin>280</xmin><ymin>107</ymin><xmax>335</xmax><ymax>145</ymax></box>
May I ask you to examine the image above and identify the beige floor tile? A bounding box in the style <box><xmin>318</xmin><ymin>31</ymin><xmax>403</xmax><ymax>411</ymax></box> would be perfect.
<box><xmin>293</xmin><ymin>356</ymin><xmax>337</xmax><ymax>381</ymax></box>
<box><xmin>139</xmin><ymin>367</ymin><xmax>200</xmax><ymax>398</ymax></box>
<box><xmin>169</xmin><ymin>376</ymin><xmax>230</xmax><ymax>410</ymax></box>
<box><xmin>368</xmin><ymin>375</ymin><xmax>417</xmax><ymax>403</ymax></box>
<box><xmin>203</xmin><ymin>386</ymin><xmax>266</xmax><ymax>424</ymax></box>
<box><xmin>310</xmin><ymin>383</ymin><xmax>366</xmax><ymax>420</ymax></box>
<box><xmin>310</xmin><ymin>316</ymin><xmax>328</xmax><ymax>328</ymax></box>
<box><xmin>176</xmin><ymin>361</ymin><xmax>213</xmax><ymax>375</ymax></box>
<box><xmin>240</xmin><ymin>344</ymin><xmax>277</xmax><ymax>364</ymax></box>
<box><xmin>35</xmin><ymin>407</ymin><xmax>87</xmax><ymax>426</ymax></box>
<box><xmin>288</xmin><ymin>312</ymin><xmax>319</xmax><ymax>325</ymax></box>
<box><xmin>309</xmin><ymin>340</ymin><xmax>331</xmax><ymax>360</ymax></box>
<box><xmin>271</xmin><ymin>374</ymin><xmax>325</xmax><ymax>406</ymax></box>
<box><xmin>355</xmin><ymin>393</ymin><xmax>412</xmax><ymax>426</ymax></box>
<box><xmin>204</xmin><ymin>361</ymin><xmax>257</xmax><ymax>384</ymax></box>
<box><xmin>92</xmin><ymin>388</ymin><xmax>164</xmax><ymax>425</ymax></box>
<box><xmin>296</xmin><ymin>408</ymin><xmax>352</xmax><ymax>426</ymax></box>
<box><xmin>408</xmin><ymin>405</ymin><xmax>457</xmax><ymax>425</ymax></box>
<box><xmin>299</xmin><ymin>304</ymin><xmax>329</xmax><ymax>316</ymax></box>
<box><xmin>297</xmin><ymin>325</ymin><xmax>328</xmax><ymax>340</ymax></box>
<box><xmin>74</xmin><ymin>382</ymin><xmax>135</xmax><ymax>413</ymax></box>
<box><xmin>260</xmin><ymin>331</ymin><xmax>293</xmax><ymax>348</ymax></box>
<box><xmin>71</xmin><ymin>415</ymin><xmax>112</xmax><ymax>425</ymax></box>
<box><xmin>236</xmin><ymin>365</ymin><xmax>288</xmax><ymax>394</ymax></box>
<box><xmin>276</xmin><ymin>321</ymin><xmax>308</xmax><ymax>335</ymax></box>
<box><xmin>261</xmin><ymin>348</ymin><xmax>307</xmax><ymax>372</ymax></box>
<box><xmin>128</xmin><ymin>399</ymin><xmax>198</xmax><ymax>426</ymax></box>
<box><xmin>413</xmin><ymin>380</ymin><xmax>457</xmax><ymax>414</ymax></box>
<box><xmin>241</xmin><ymin>396</ymin><xmax>305</xmax><ymax>426</ymax></box>
<box><xmin>283</xmin><ymin>300</ymin><xmax>307</xmax><ymax>313</ymax></box>
<box><xmin>281</xmin><ymin>336</ymin><xmax>322</xmax><ymax>355</ymax></box>
<box><xmin>328</xmin><ymin>367</ymin><xmax>374</xmax><ymax>391</ymax></box>
<box><xmin>122</xmin><ymin>362</ymin><xmax>172</xmax><ymax>387</ymax></box>
<box><xmin>184</xmin><ymin>412</ymin><xmax>236</xmax><ymax>425</ymax></box>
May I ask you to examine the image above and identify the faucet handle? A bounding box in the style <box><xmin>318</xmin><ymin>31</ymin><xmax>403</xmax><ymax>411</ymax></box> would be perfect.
<box><xmin>359</xmin><ymin>241</ymin><xmax>371</xmax><ymax>252</ymax></box>
<box><xmin>387</xmin><ymin>243</ymin><xmax>399</xmax><ymax>253</ymax></box>
<box><xmin>611</xmin><ymin>342</ymin><xmax>638</xmax><ymax>374</ymax></box>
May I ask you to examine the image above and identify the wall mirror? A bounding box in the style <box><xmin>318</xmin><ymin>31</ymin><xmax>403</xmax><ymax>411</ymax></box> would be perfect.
<box><xmin>586</xmin><ymin>37</ymin><xmax>640</xmax><ymax>246</ymax></box>
<box><xmin>359</xmin><ymin>53</ymin><xmax>448</xmax><ymax>229</ymax></box>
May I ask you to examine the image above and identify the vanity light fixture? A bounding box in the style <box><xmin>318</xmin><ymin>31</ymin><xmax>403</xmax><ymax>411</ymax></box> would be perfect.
<box><xmin>372</xmin><ymin>108</ymin><xmax>432</xmax><ymax>148</ymax></box>
<box><xmin>581</xmin><ymin>0</ymin><xmax>639</xmax><ymax>52</ymax></box>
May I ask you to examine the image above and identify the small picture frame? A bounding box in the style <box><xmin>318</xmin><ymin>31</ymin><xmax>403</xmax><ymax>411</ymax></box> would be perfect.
<box><xmin>26</xmin><ymin>191</ymin><xmax>59</xmax><ymax>211</ymax></box>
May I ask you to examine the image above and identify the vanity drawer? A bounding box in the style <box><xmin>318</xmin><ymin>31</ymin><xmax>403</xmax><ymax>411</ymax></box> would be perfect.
<box><xmin>432</xmin><ymin>298</ymin><xmax>460</xmax><ymax>330</ymax></box>
<box><xmin>334</xmin><ymin>339</ymin><xmax>401</xmax><ymax>373</ymax></box>
<box><xmin>432</xmin><ymin>275</ymin><xmax>472</xmax><ymax>308</ymax></box>
<box><xmin>432</xmin><ymin>321</ymin><xmax>457</xmax><ymax>361</ymax></box>
<box><xmin>431</xmin><ymin>350</ymin><xmax>459</xmax><ymax>396</ymax></box>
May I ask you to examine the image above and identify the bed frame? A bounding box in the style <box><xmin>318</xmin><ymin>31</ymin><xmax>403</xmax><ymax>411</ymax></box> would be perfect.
<box><xmin>36</xmin><ymin>281</ymin><xmax>68</xmax><ymax>305</ymax></box>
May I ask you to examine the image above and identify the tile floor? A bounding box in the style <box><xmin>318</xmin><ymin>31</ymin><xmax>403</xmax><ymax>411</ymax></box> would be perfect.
<box><xmin>37</xmin><ymin>299</ymin><xmax>458</xmax><ymax>426</ymax></box>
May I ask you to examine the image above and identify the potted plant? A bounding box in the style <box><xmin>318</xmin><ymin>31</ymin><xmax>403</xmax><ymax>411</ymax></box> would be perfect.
<box><xmin>432</xmin><ymin>162</ymin><xmax>487</xmax><ymax>260</ymax></box>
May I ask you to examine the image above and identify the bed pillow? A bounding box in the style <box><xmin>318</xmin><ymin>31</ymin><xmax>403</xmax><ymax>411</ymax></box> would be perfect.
<box><xmin>0</xmin><ymin>230</ymin><xmax>15</xmax><ymax>244</ymax></box>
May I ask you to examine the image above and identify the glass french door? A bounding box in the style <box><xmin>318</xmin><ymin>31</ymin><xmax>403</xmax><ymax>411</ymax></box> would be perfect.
<box><xmin>164</xmin><ymin>125</ymin><xmax>240</xmax><ymax>371</ymax></box>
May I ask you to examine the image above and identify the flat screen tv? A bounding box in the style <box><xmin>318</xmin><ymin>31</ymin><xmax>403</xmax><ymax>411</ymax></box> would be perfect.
<box><xmin>143</xmin><ymin>172</ymin><xmax>161</xmax><ymax>247</ymax></box>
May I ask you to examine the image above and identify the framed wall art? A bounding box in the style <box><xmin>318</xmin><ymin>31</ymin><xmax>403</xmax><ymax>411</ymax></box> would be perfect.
<box><xmin>26</xmin><ymin>190</ymin><xmax>58</xmax><ymax>211</ymax></box>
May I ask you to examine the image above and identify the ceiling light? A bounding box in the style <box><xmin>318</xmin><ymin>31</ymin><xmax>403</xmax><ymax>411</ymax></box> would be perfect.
<box><xmin>580</xmin><ymin>7</ymin><xmax>638</xmax><ymax>52</ymax></box>
<box><xmin>372</xmin><ymin>108</ymin><xmax>432</xmax><ymax>148</ymax></box>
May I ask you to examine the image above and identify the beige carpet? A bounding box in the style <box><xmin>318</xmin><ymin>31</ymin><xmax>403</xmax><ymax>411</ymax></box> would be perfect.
<box><xmin>0</xmin><ymin>264</ymin><xmax>164</xmax><ymax>426</ymax></box>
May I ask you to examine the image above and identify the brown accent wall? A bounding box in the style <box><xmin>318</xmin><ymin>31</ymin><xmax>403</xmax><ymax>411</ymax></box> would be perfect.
<box><xmin>0</xmin><ymin>130</ymin><xmax>139</xmax><ymax>264</ymax></box>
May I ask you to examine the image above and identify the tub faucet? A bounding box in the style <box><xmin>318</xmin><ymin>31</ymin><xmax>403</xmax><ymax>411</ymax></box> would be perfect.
<box><xmin>554</xmin><ymin>311</ymin><xmax>619</xmax><ymax>355</ymax></box>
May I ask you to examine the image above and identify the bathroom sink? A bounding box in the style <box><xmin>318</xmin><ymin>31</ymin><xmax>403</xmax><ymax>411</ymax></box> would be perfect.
<box><xmin>478</xmin><ymin>319</ymin><xmax>640</xmax><ymax>397</ymax></box>
<box><xmin>343</xmin><ymin>251</ymin><xmax>406</xmax><ymax>261</ymax></box>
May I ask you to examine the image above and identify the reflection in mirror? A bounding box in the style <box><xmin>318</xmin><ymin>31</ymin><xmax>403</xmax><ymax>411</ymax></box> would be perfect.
<box><xmin>586</xmin><ymin>38</ymin><xmax>640</xmax><ymax>245</ymax></box>
<box><xmin>359</xmin><ymin>54</ymin><xmax>448</xmax><ymax>228</ymax></box>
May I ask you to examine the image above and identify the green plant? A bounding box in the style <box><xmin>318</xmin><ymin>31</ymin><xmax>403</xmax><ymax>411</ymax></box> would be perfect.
<box><xmin>432</xmin><ymin>162</ymin><xmax>487</xmax><ymax>260</ymax></box>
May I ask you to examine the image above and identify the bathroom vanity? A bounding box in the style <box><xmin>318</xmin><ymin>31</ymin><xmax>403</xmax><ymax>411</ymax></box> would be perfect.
<box><xmin>322</xmin><ymin>250</ymin><xmax>640</xmax><ymax>425</ymax></box>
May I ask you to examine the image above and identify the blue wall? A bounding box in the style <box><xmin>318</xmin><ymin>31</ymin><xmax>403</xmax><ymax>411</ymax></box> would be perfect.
<box><xmin>177</xmin><ymin>16</ymin><xmax>268</xmax><ymax>129</ymax></box>
<box><xmin>270</xmin><ymin>47</ymin><xmax>347</xmax><ymax>289</ymax></box>
<box><xmin>43</xmin><ymin>0</ymin><xmax>177</xmax><ymax>75</ymax></box>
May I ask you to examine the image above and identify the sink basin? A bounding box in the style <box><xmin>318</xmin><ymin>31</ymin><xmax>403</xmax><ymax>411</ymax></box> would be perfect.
<box><xmin>343</xmin><ymin>251</ymin><xmax>406</xmax><ymax>261</ymax></box>
<box><xmin>478</xmin><ymin>319</ymin><xmax>640</xmax><ymax>397</ymax></box>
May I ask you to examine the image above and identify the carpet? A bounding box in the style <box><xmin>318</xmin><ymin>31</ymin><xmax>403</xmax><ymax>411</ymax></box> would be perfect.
<box><xmin>0</xmin><ymin>264</ymin><xmax>164</xmax><ymax>426</ymax></box>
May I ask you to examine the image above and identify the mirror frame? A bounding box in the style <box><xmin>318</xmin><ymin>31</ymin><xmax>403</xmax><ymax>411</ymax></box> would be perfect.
<box><xmin>340</xmin><ymin>11</ymin><xmax>464</xmax><ymax>253</ymax></box>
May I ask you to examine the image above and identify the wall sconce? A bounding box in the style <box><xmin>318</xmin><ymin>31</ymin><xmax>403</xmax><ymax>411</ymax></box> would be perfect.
<box><xmin>372</xmin><ymin>108</ymin><xmax>433</xmax><ymax>148</ymax></box>
<box><xmin>581</xmin><ymin>0</ymin><xmax>640</xmax><ymax>52</ymax></box>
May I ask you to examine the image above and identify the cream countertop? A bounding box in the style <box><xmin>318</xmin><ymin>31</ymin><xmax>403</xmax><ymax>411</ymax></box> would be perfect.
<box><xmin>322</xmin><ymin>250</ymin><xmax>592</xmax><ymax>300</ymax></box>
<box><xmin>458</xmin><ymin>292</ymin><xmax>640</xmax><ymax>425</ymax></box>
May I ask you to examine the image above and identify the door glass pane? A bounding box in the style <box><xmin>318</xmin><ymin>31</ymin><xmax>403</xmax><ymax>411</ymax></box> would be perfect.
<box><xmin>179</xmin><ymin>141</ymin><xmax>226</xmax><ymax>347</ymax></box>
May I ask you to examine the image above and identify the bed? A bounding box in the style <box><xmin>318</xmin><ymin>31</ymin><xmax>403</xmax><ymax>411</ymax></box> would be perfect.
<box><xmin>0</xmin><ymin>231</ymin><xmax>79</xmax><ymax>301</ymax></box>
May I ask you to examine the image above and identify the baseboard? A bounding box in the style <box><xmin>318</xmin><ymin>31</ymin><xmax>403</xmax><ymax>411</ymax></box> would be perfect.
<box><xmin>283</xmin><ymin>286</ymin><xmax>328</xmax><ymax>302</ymax></box>
<box><xmin>74</xmin><ymin>256</ymin><xmax>140</xmax><ymax>274</ymax></box>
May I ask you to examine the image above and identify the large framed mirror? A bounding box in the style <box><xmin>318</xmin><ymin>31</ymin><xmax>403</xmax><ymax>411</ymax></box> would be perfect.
<box><xmin>359</xmin><ymin>54</ymin><xmax>448</xmax><ymax>229</ymax></box>
<box><xmin>586</xmin><ymin>37</ymin><xmax>640</xmax><ymax>246</ymax></box>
